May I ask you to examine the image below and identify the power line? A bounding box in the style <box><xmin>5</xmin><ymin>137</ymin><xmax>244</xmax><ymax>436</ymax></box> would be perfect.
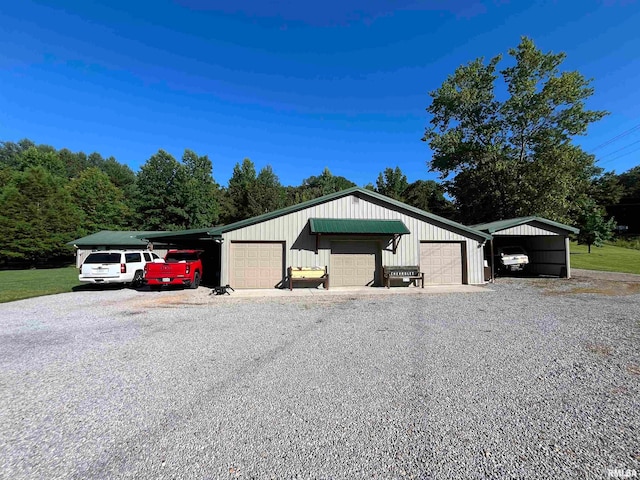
<box><xmin>598</xmin><ymin>138</ymin><xmax>640</xmax><ymax>160</ymax></box>
<box><xmin>590</xmin><ymin>123</ymin><xmax>640</xmax><ymax>152</ymax></box>
<box><xmin>598</xmin><ymin>144</ymin><xmax>640</xmax><ymax>166</ymax></box>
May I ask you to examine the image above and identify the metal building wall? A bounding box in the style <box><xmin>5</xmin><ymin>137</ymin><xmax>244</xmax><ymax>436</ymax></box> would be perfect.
<box><xmin>492</xmin><ymin>222</ymin><xmax>567</xmax><ymax>236</ymax></box>
<box><xmin>220</xmin><ymin>194</ymin><xmax>486</xmax><ymax>285</ymax></box>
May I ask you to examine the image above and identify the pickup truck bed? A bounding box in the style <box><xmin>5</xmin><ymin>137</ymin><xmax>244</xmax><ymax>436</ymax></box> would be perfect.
<box><xmin>144</xmin><ymin>250</ymin><xmax>203</xmax><ymax>289</ymax></box>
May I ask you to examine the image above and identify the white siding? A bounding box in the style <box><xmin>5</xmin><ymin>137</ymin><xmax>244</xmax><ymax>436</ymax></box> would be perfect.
<box><xmin>493</xmin><ymin>221</ymin><xmax>567</xmax><ymax>236</ymax></box>
<box><xmin>220</xmin><ymin>195</ymin><xmax>487</xmax><ymax>286</ymax></box>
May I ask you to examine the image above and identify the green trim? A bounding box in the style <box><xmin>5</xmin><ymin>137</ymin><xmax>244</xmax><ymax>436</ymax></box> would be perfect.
<box><xmin>472</xmin><ymin>216</ymin><xmax>579</xmax><ymax>234</ymax></box>
<box><xmin>309</xmin><ymin>218</ymin><xmax>410</xmax><ymax>235</ymax></box>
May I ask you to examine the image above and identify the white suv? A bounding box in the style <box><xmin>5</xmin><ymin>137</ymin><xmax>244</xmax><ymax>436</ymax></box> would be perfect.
<box><xmin>79</xmin><ymin>250</ymin><xmax>160</xmax><ymax>287</ymax></box>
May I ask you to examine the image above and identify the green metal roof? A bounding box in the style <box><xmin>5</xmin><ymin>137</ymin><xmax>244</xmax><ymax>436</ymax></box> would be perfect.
<box><xmin>212</xmin><ymin>187</ymin><xmax>491</xmax><ymax>241</ymax></box>
<box><xmin>67</xmin><ymin>230</ymin><xmax>168</xmax><ymax>247</ymax></box>
<box><xmin>309</xmin><ymin>218</ymin><xmax>410</xmax><ymax>235</ymax></box>
<box><xmin>138</xmin><ymin>227</ymin><xmax>219</xmax><ymax>241</ymax></box>
<box><xmin>472</xmin><ymin>216</ymin><xmax>579</xmax><ymax>234</ymax></box>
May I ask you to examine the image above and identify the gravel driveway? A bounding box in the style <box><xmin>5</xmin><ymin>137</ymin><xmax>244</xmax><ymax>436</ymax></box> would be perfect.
<box><xmin>1</xmin><ymin>278</ymin><xmax>639</xmax><ymax>479</ymax></box>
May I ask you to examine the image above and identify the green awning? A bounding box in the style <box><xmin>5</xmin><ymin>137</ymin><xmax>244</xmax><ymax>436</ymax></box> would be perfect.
<box><xmin>309</xmin><ymin>218</ymin><xmax>410</xmax><ymax>235</ymax></box>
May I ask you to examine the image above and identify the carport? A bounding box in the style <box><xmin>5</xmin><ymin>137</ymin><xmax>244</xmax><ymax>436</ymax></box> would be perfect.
<box><xmin>472</xmin><ymin>217</ymin><xmax>579</xmax><ymax>279</ymax></box>
<box><xmin>139</xmin><ymin>228</ymin><xmax>222</xmax><ymax>287</ymax></box>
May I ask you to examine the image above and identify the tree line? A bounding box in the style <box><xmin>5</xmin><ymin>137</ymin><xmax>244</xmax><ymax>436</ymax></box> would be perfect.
<box><xmin>0</xmin><ymin>140</ymin><xmax>455</xmax><ymax>264</ymax></box>
<box><xmin>1</xmin><ymin>37</ymin><xmax>638</xmax><ymax>265</ymax></box>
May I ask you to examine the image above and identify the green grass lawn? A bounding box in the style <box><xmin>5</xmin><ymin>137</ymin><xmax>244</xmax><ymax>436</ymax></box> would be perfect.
<box><xmin>0</xmin><ymin>266</ymin><xmax>81</xmax><ymax>303</ymax></box>
<box><xmin>571</xmin><ymin>242</ymin><xmax>640</xmax><ymax>275</ymax></box>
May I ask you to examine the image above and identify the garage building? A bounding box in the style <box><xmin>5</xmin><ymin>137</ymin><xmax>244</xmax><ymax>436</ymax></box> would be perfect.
<box><xmin>472</xmin><ymin>217</ymin><xmax>579</xmax><ymax>278</ymax></box>
<box><xmin>143</xmin><ymin>187</ymin><xmax>491</xmax><ymax>288</ymax></box>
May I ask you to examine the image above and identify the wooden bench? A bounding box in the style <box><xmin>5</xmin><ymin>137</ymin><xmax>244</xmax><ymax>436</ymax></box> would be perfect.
<box><xmin>383</xmin><ymin>266</ymin><xmax>424</xmax><ymax>289</ymax></box>
<box><xmin>288</xmin><ymin>266</ymin><xmax>329</xmax><ymax>290</ymax></box>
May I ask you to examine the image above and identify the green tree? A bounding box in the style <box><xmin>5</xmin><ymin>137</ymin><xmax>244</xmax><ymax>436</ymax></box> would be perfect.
<box><xmin>100</xmin><ymin>156</ymin><xmax>140</xmax><ymax>227</ymax></box>
<box><xmin>223</xmin><ymin>158</ymin><xmax>258</xmax><ymax>223</ymax></box>
<box><xmin>402</xmin><ymin>180</ymin><xmax>456</xmax><ymax>218</ymax></box>
<box><xmin>305</xmin><ymin>167</ymin><xmax>355</xmax><ymax>196</ymax></box>
<box><xmin>101</xmin><ymin>156</ymin><xmax>136</xmax><ymax>190</ymax></box>
<box><xmin>181</xmin><ymin>149</ymin><xmax>220</xmax><ymax>228</ymax></box>
<box><xmin>223</xmin><ymin>160</ymin><xmax>285</xmax><ymax>222</ymax></box>
<box><xmin>375</xmin><ymin>166</ymin><xmax>408</xmax><ymax>201</ymax></box>
<box><xmin>575</xmin><ymin>198</ymin><xmax>616</xmax><ymax>253</ymax></box>
<box><xmin>58</xmin><ymin>148</ymin><xmax>88</xmax><ymax>179</ymax></box>
<box><xmin>0</xmin><ymin>167</ymin><xmax>81</xmax><ymax>263</ymax></box>
<box><xmin>68</xmin><ymin>167</ymin><xmax>131</xmax><ymax>234</ymax></box>
<box><xmin>87</xmin><ymin>152</ymin><xmax>105</xmax><ymax>168</ymax></box>
<box><xmin>589</xmin><ymin>171</ymin><xmax>624</xmax><ymax>208</ymax></box>
<box><xmin>0</xmin><ymin>165</ymin><xmax>13</xmax><ymax>188</ymax></box>
<box><xmin>18</xmin><ymin>146</ymin><xmax>66</xmax><ymax>178</ymax></box>
<box><xmin>0</xmin><ymin>140</ymin><xmax>30</xmax><ymax>169</ymax></box>
<box><xmin>286</xmin><ymin>167</ymin><xmax>356</xmax><ymax>205</ymax></box>
<box><xmin>137</xmin><ymin>150</ymin><xmax>188</xmax><ymax>230</ymax></box>
<box><xmin>423</xmin><ymin>37</ymin><xmax>607</xmax><ymax>224</ymax></box>
<box><xmin>250</xmin><ymin>165</ymin><xmax>285</xmax><ymax>216</ymax></box>
<box><xmin>618</xmin><ymin>165</ymin><xmax>640</xmax><ymax>201</ymax></box>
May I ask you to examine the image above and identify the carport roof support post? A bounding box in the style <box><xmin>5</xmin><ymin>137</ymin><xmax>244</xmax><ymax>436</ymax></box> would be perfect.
<box><xmin>565</xmin><ymin>236</ymin><xmax>571</xmax><ymax>279</ymax></box>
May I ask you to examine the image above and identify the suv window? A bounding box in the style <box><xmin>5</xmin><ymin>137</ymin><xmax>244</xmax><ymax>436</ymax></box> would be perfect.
<box><xmin>84</xmin><ymin>253</ymin><xmax>121</xmax><ymax>264</ymax></box>
<box><xmin>125</xmin><ymin>253</ymin><xmax>142</xmax><ymax>263</ymax></box>
<box><xmin>143</xmin><ymin>252</ymin><xmax>151</xmax><ymax>262</ymax></box>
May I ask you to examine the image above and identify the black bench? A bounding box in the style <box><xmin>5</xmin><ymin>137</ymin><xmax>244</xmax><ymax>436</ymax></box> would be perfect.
<box><xmin>382</xmin><ymin>266</ymin><xmax>424</xmax><ymax>289</ymax></box>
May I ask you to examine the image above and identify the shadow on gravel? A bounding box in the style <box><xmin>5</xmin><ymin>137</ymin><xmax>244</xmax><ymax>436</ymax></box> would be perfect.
<box><xmin>72</xmin><ymin>284</ymin><xmax>127</xmax><ymax>292</ymax></box>
<box><xmin>494</xmin><ymin>272</ymin><xmax>561</xmax><ymax>279</ymax></box>
<box><xmin>139</xmin><ymin>285</ymin><xmax>193</xmax><ymax>293</ymax></box>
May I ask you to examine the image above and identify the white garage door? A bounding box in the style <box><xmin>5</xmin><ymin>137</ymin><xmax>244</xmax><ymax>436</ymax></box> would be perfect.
<box><xmin>330</xmin><ymin>242</ymin><xmax>377</xmax><ymax>287</ymax></box>
<box><xmin>420</xmin><ymin>242</ymin><xmax>463</xmax><ymax>285</ymax></box>
<box><xmin>230</xmin><ymin>242</ymin><xmax>284</xmax><ymax>289</ymax></box>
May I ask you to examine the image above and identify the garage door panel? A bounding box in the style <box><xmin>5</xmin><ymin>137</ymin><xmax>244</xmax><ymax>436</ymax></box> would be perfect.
<box><xmin>420</xmin><ymin>242</ymin><xmax>463</xmax><ymax>285</ymax></box>
<box><xmin>330</xmin><ymin>242</ymin><xmax>377</xmax><ymax>287</ymax></box>
<box><xmin>231</xmin><ymin>242</ymin><xmax>283</xmax><ymax>289</ymax></box>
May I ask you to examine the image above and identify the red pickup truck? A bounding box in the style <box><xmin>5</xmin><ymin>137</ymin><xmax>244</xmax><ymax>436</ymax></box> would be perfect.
<box><xmin>144</xmin><ymin>249</ymin><xmax>203</xmax><ymax>289</ymax></box>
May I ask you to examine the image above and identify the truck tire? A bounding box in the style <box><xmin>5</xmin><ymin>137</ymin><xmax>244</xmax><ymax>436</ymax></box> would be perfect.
<box><xmin>190</xmin><ymin>271</ymin><xmax>200</xmax><ymax>289</ymax></box>
<box><xmin>131</xmin><ymin>270</ymin><xmax>144</xmax><ymax>289</ymax></box>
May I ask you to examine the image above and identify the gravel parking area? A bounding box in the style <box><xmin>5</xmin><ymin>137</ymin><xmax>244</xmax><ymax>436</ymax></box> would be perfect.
<box><xmin>1</xmin><ymin>279</ymin><xmax>639</xmax><ymax>479</ymax></box>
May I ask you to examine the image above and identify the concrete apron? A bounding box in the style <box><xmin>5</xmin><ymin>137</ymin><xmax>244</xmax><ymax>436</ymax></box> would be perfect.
<box><xmin>224</xmin><ymin>284</ymin><xmax>491</xmax><ymax>298</ymax></box>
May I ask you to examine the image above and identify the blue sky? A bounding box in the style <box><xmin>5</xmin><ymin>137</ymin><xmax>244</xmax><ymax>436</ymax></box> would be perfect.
<box><xmin>1</xmin><ymin>0</ymin><xmax>639</xmax><ymax>187</ymax></box>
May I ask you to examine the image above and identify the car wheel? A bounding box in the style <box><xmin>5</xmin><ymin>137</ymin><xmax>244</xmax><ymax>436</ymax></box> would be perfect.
<box><xmin>131</xmin><ymin>270</ymin><xmax>144</xmax><ymax>289</ymax></box>
<box><xmin>190</xmin><ymin>272</ymin><xmax>200</xmax><ymax>289</ymax></box>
